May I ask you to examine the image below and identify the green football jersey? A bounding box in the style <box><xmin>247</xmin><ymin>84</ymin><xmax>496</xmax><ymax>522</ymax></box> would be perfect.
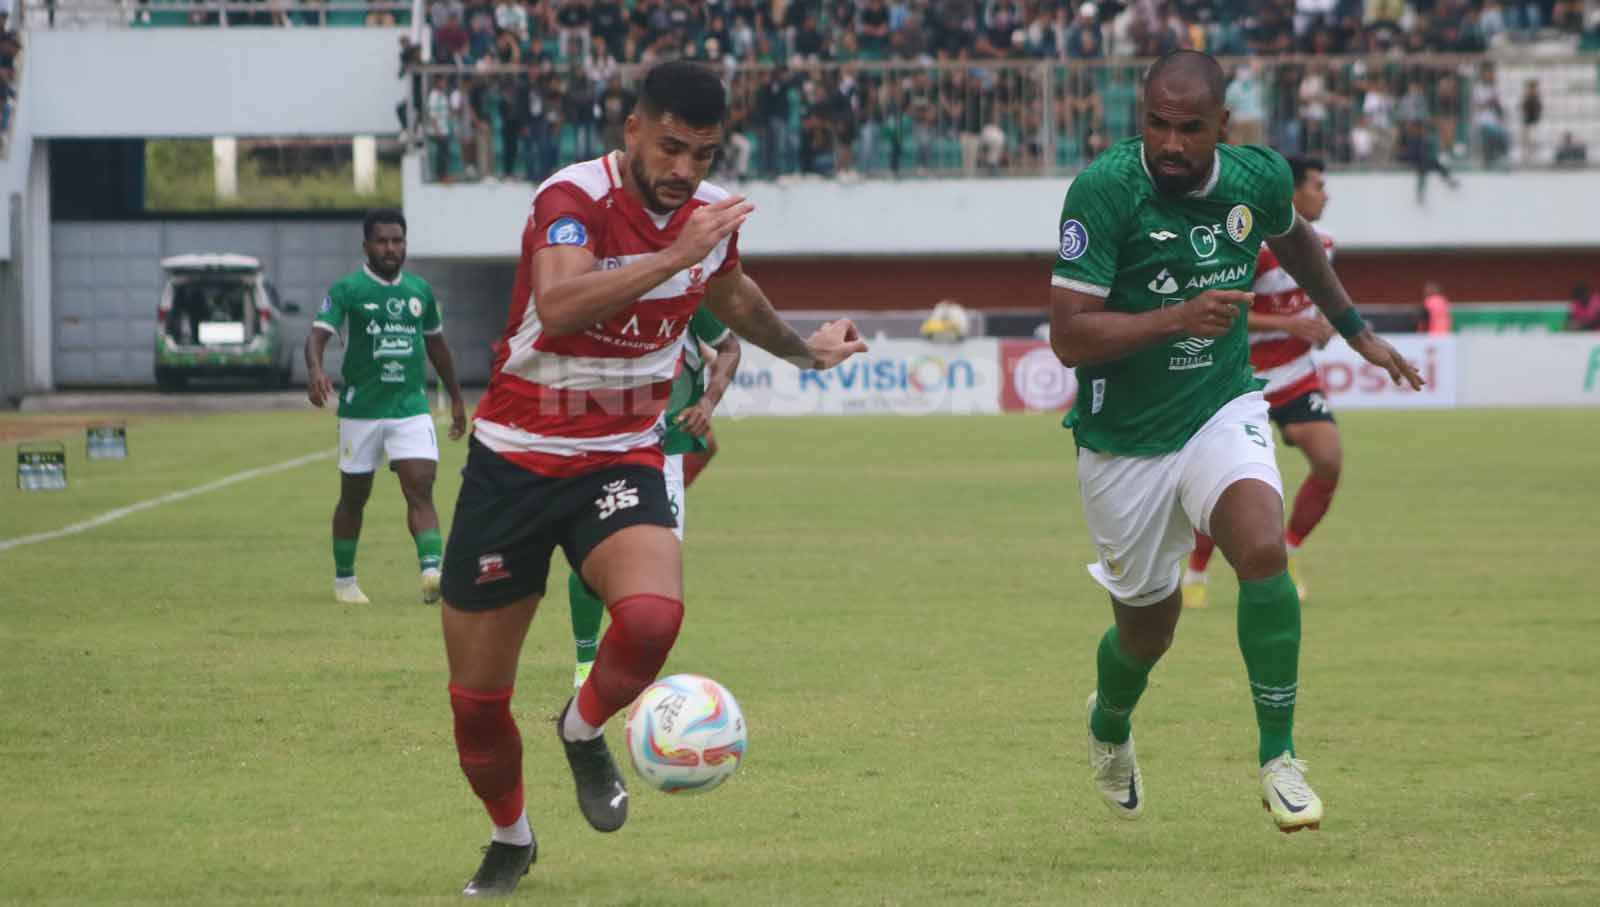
<box><xmin>314</xmin><ymin>266</ymin><xmax>442</xmax><ymax>420</ymax></box>
<box><xmin>1052</xmin><ymin>138</ymin><xmax>1296</xmax><ymax>455</ymax></box>
<box><xmin>661</xmin><ymin>308</ymin><xmax>732</xmax><ymax>456</ymax></box>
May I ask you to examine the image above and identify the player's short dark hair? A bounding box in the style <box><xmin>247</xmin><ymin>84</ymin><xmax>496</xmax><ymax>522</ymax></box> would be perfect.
<box><xmin>1288</xmin><ymin>157</ymin><xmax>1326</xmax><ymax>188</ymax></box>
<box><xmin>636</xmin><ymin>61</ymin><xmax>728</xmax><ymax>128</ymax></box>
<box><xmin>1146</xmin><ymin>50</ymin><xmax>1227</xmax><ymax>108</ymax></box>
<box><xmin>363</xmin><ymin>209</ymin><xmax>407</xmax><ymax>241</ymax></box>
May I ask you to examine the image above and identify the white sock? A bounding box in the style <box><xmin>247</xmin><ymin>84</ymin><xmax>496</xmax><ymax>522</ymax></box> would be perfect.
<box><xmin>334</xmin><ymin>576</ymin><xmax>360</xmax><ymax>588</ymax></box>
<box><xmin>1183</xmin><ymin>568</ymin><xmax>1207</xmax><ymax>584</ymax></box>
<box><xmin>1286</xmin><ymin>540</ymin><xmax>1301</xmax><ymax>555</ymax></box>
<box><xmin>491</xmin><ymin>812</ymin><xmax>532</xmax><ymax>847</ymax></box>
<box><xmin>561</xmin><ymin>699</ymin><xmax>604</xmax><ymax>742</ymax></box>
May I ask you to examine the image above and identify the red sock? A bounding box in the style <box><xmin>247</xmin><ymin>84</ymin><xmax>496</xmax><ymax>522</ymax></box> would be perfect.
<box><xmin>449</xmin><ymin>685</ymin><xmax>524</xmax><ymax>827</ymax></box>
<box><xmin>1286</xmin><ymin>474</ymin><xmax>1339</xmax><ymax>549</ymax></box>
<box><xmin>682</xmin><ymin>451</ymin><xmax>712</xmax><ymax>488</ymax></box>
<box><xmin>576</xmin><ymin>594</ymin><xmax>684</xmax><ymax>727</ymax></box>
<box><xmin>1189</xmin><ymin>531</ymin><xmax>1215</xmax><ymax>572</ymax></box>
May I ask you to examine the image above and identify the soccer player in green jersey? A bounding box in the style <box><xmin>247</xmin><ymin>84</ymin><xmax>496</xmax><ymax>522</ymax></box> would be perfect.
<box><xmin>567</xmin><ymin>304</ymin><xmax>741</xmax><ymax>688</ymax></box>
<box><xmin>1049</xmin><ymin>52</ymin><xmax>1422</xmax><ymax>833</ymax></box>
<box><xmin>305</xmin><ymin>210</ymin><xmax>468</xmax><ymax>605</ymax></box>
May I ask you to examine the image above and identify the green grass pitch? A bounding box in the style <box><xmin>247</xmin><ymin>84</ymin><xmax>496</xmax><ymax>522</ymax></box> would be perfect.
<box><xmin>2</xmin><ymin>408</ymin><xmax>1596</xmax><ymax>905</ymax></box>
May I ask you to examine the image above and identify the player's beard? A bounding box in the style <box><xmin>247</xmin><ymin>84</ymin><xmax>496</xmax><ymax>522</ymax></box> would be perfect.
<box><xmin>1145</xmin><ymin>150</ymin><xmax>1207</xmax><ymax>197</ymax></box>
<box><xmin>368</xmin><ymin>255</ymin><xmax>404</xmax><ymax>280</ymax></box>
<box><xmin>630</xmin><ymin>155</ymin><xmax>693</xmax><ymax>215</ymax></box>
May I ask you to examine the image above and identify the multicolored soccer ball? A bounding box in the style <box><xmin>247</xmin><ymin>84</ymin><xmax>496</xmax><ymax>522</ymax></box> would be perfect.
<box><xmin>624</xmin><ymin>674</ymin><xmax>747</xmax><ymax>794</ymax></box>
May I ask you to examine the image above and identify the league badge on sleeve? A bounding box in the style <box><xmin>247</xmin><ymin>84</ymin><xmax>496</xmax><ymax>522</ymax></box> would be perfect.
<box><xmin>547</xmin><ymin>217</ymin><xmax>589</xmax><ymax>247</ymax></box>
<box><xmin>1059</xmin><ymin>219</ymin><xmax>1089</xmax><ymax>261</ymax></box>
<box><xmin>318</xmin><ymin>295</ymin><xmax>332</xmax><ymax>314</ymax></box>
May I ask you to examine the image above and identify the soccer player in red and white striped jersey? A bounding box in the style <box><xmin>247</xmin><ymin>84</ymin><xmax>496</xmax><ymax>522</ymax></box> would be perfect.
<box><xmin>1186</xmin><ymin>157</ymin><xmax>1342</xmax><ymax>608</ymax></box>
<box><xmin>437</xmin><ymin>62</ymin><xmax>867</xmax><ymax>897</ymax></box>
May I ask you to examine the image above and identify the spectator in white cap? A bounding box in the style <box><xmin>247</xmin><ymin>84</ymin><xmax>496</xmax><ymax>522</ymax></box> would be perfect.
<box><xmin>1065</xmin><ymin>2</ymin><xmax>1104</xmax><ymax>58</ymax></box>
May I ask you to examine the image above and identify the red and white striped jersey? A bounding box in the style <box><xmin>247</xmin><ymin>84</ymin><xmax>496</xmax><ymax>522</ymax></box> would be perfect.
<box><xmin>473</xmin><ymin>152</ymin><xmax>741</xmax><ymax>477</ymax></box>
<box><xmin>1249</xmin><ymin>230</ymin><xmax>1334</xmax><ymax>407</ymax></box>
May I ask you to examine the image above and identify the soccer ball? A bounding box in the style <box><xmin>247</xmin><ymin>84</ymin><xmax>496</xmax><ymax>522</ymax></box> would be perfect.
<box><xmin>624</xmin><ymin>674</ymin><xmax>747</xmax><ymax>794</ymax></box>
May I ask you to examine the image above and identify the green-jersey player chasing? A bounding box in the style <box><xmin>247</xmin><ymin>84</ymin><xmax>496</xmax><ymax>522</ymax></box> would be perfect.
<box><xmin>1049</xmin><ymin>52</ymin><xmax>1422</xmax><ymax>833</ymax></box>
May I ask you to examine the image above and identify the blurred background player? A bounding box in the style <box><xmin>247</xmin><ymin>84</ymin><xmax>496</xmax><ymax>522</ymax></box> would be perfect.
<box><xmin>434</xmin><ymin>62</ymin><xmax>865</xmax><ymax>897</ymax></box>
<box><xmin>568</xmin><ymin>304</ymin><xmax>742</xmax><ymax>688</ymax></box>
<box><xmin>1185</xmin><ymin>157</ymin><xmax>1340</xmax><ymax>608</ymax></box>
<box><xmin>305</xmin><ymin>210</ymin><xmax>468</xmax><ymax>605</ymax></box>
<box><xmin>1049</xmin><ymin>51</ymin><xmax>1422</xmax><ymax>836</ymax></box>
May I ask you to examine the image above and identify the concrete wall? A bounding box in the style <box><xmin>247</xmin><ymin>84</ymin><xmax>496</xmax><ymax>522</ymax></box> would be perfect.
<box><xmin>401</xmin><ymin>154</ymin><xmax>1600</xmax><ymax>259</ymax></box>
<box><xmin>47</xmin><ymin>222</ymin><xmax>513</xmax><ymax>387</ymax></box>
<box><xmin>28</xmin><ymin>28</ymin><xmax>407</xmax><ymax>138</ymax></box>
<box><xmin>51</xmin><ymin>221</ymin><xmax>363</xmax><ymax>386</ymax></box>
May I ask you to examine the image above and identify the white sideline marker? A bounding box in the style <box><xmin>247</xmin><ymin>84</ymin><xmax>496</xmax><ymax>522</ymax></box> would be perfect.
<box><xmin>0</xmin><ymin>449</ymin><xmax>335</xmax><ymax>554</ymax></box>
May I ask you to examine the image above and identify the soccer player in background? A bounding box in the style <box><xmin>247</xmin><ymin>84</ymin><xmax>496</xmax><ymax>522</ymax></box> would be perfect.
<box><xmin>436</xmin><ymin>62</ymin><xmax>865</xmax><ymax>896</ymax></box>
<box><xmin>305</xmin><ymin>210</ymin><xmax>467</xmax><ymax>605</ymax></box>
<box><xmin>1048</xmin><ymin>52</ymin><xmax>1422</xmax><ymax>833</ymax></box>
<box><xmin>568</xmin><ymin>304</ymin><xmax>741</xmax><ymax>688</ymax></box>
<box><xmin>1185</xmin><ymin>157</ymin><xmax>1341</xmax><ymax>608</ymax></box>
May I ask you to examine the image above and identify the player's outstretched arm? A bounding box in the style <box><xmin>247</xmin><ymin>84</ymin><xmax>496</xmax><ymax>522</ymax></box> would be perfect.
<box><xmin>704</xmin><ymin>266</ymin><xmax>868</xmax><ymax>370</ymax></box>
<box><xmin>534</xmin><ymin>196</ymin><xmax>754</xmax><ymax>337</ymax></box>
<box><xmin>1050</xmin><ymin>285</ymin><xmax>1249</xmax><ymax>367</ymax></box>
<box><xmin>424</xmin><ymin>333</ymin><xmax>468</xmax><ymax>440</ymax></box>
<box><xmin>1266</xmin><ymin>216</ymin><xmax>1424</xmax><ymax>389</ymax></box>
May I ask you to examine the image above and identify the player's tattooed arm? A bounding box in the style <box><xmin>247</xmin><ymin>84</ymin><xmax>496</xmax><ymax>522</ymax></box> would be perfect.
<box><xmin>1264</xmin><ymin>215</ymin><xmax>1355</xmax><ymax>321</ymax></box>
<box><xmin>704</xmin><ymin>266</ymin><xmax>867</xmax><ymax>370</ymax></box>
<box><xmin>1265</xmin><ymin>215</ymin><xmax>1424</xmax><ymax>389</ymax></box>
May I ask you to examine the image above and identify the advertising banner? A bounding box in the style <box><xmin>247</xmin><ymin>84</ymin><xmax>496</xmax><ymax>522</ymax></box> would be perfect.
<box><xmin>722</xmin><ymin>339</ymin><xmax>1002</xmax><ymax>417</ymax></box>
<box><xmin>1458</xmin><ymin>334</ymin><xmax>1600</xmax><ymax>406</ymax></box>
<box><xmin>1000</xmin><ymin>340</ymin><xmax>1076</xmax><ymax>412</ymax></box>
<box><xmin>1312</xmin><ymin>334</ymin><xmax>1457</xmax><ymax>409</ymax></box>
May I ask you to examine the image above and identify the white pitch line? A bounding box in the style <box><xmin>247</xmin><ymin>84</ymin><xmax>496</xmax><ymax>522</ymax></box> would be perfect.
<box><xmin>0</xmin><ymin>448</ymin><xmax>335</xmax><ymax>554</ymax></box>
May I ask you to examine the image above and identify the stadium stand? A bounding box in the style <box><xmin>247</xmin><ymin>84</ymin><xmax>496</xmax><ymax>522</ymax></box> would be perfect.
<box><xmin>389</xmin><ymin>0</ymin><xmax>1600</xmax><ymax>183</ymax></box>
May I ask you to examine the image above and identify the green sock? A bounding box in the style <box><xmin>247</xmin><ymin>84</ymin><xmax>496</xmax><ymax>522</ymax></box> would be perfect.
<box><xmin>333</xmin><ymin>536</ymin><xmax>359</xmax><ymax>579</ymax></box>
<box><xmin>414</xmin><ymin>527</ymin><xmax>443</xmax><ymax>571</ymax></box>
<box><xmin>1238</xmin><ymin>571</ymin><xmax>1301</xmax><ymax>765</ymax></box>
<box><xmin>568</xmin><ymin>571</ymin><xmax>604</xmax><ymax>665</ymax></box>
<box><xmin>1091</xmin><ymin>626</ymin><xmax>1157</xmax><ymax>745</ymax></box>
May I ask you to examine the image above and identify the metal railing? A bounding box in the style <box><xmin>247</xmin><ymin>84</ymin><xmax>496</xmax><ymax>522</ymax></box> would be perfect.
<box><xmin>405</xmin><ymin>54</ymin><xmax>1600</xmax><ymax>184</ymax></box>
<box><xmin>21</xmin><ymin>0</ymin><xmax>413</xmax><ymax>28</ymax></box>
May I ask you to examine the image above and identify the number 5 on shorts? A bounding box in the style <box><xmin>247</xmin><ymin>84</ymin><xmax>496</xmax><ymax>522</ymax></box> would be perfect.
<box><xmin>1244</xmin><ymin>424</ymin><xmax>1268</xmax><ymax>448</ymax></box>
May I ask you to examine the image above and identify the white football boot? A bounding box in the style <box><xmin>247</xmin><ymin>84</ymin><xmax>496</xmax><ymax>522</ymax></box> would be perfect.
<box><xmin>1086</xmin><ymin>692</ymin><xmax>1144</xmax><ymax>819</ymax></box>
<box><xmin>1260</xmin><ymin>751</ymin><xmax>1324</xmax><ymax>833</ymax></box>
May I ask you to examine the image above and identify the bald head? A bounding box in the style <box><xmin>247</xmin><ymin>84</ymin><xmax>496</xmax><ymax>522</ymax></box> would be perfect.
<box><xmin>1145</xmin><ymin>50</ymin><xmax>1227</xmax><ymax>110</ymax></box>
<box><xmin>1140</xmin><ymin>51</ymin><xmax>1229</xmax><ymax>196</ymax></box>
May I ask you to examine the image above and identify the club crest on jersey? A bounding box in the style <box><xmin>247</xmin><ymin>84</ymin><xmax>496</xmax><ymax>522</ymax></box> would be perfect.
<box><xmin>1226</xmin><ymin>205</ymin><xmax>1253</xmax><ymax>243</ymax></box>
<box><xmin>1059</xmin><ymin>219</ymin><xmax>1089</xmax><ymax>260</ymax></box>
<box><xmin>475</xmin><ymin>553</ymin><xmax>510</xmax><ymax>585</ymax></box>
<box><xmin>547</xmin><ymin>217</ymin><xmax>588</xmax><ymax>247</ymax></box>
<box><xmin>687</xmin><ymin>265</ymin><xmax>705</xmax><ymax>288</ymax></box>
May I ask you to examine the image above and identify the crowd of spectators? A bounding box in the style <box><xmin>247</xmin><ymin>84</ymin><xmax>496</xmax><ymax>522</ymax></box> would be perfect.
<box><xmin>403</xmin><ymin>0</ymin><xmax>1600</xmax><ymax>182</ymax></box>
<box><xmin>0</xmin><ymin>15</ymin><xmax>18</xmax><ymax>156</ymax></box>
